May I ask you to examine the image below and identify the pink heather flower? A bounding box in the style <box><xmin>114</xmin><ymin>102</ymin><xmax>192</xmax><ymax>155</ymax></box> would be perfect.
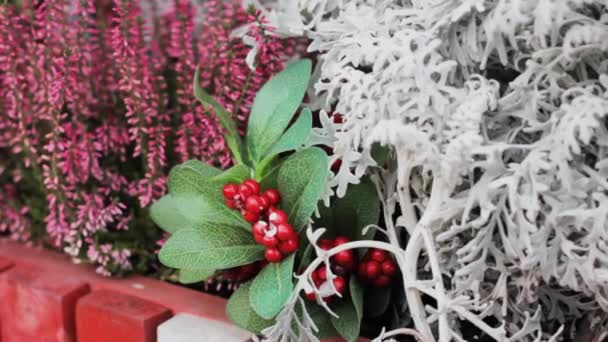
<box><xmin>0</xmin><ymin>0</ymin><xmax>304</xmax><ymax>277</ymax></box>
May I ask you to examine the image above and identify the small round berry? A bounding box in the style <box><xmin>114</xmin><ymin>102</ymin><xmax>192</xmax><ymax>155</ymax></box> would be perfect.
<box><xmin>239</xmin><ymin>183</ymin><xmax>255</xmax><ymax>198</ymax></box>
<box><xmin>373</xmin><ymin>275</ymin><xmax>391</xmax><ymax>287</ymax></box>
<box><xmin>263</xmin><ymin>189</ymin><xmax>281</xmax><ymax>205</ymax></box>
<box><xmin>381</xmin><ymin>260</ymin><xmax>397</xmax><ymax>276</ymax></box>
<box><xmin>223</xmin><ymin>183</ymin><xmax>239</xmax><ymax>199</ymax></box>
<box><xmin>261</xmin><ymin>235</ymin><xmax>279</xmax><ymax>248</ymax></box>
<box><xmin>357</xmin><ymin>263</ymin><xmax>367</xmax><ymax>279</ymax></box>
<box><xmin>265</xmin><ymin>248</ymin><xmax>283</xmax><ymax>263</ymax></box>
<box><xmin>334</xmin><ymin>250</ymin><xmax>355</xmax><ymax>270</ymax></box>
<box><xmin>318</xmin><ymin>239</ymin><xmax>335</xmax><ymax>250</ymax></box>
<box><xmin>254</xmin><ymin>233</ymin><xmax>265</xmax><ymax>245</ymax></box>
<box><xmin>331</xmin><ymin>159</ymin><xmax>342</xmax><ymax>172</ymax></box>
<box><xmin>304</xmin><ymin>291</ymin><xmax>316</xmax><ymax>301</ymax></box>
<box><xmin>332</xmin><ymin>113</ymin><xmax>344</xmax><ymax>124</ymax></box>
<box><xmin>242</xmin><ymin>179</ymin><xmax>260</xmax><ymax>194</ymax></box>
<box><xmin>331</xmin><ymin>264</ymin><xmax>348</xmax><ymax>276</ymax></box>
<box><xmin>276</xmin><ymin>223</ymin><xmax>295</xmax><ymax>241</ymax></box>
<box><xmin>279</xmin><ymin>239</ymin><xmax>298</xmax><ymax>254</ymax></box>
<box><xmin>334</xmin><ymin>236</ymin><xmax>350</xmax><ymax>245</ymax></box>
<box><xmin>225</xmin><ymin>199</ymin><xmax>237</xmax><ymax>209</ymax></box>
<box><xmin>317</xmin><ymin>267</ymin><xmax>328</xmax><ymax>282</ymax></box>
<box><xmin>245</xmin><ymin>195</ymin><xmax>264</xmax><ymax>214</ymax></box>
<box><xmin>252</xmin><ymin>221</ymin><xmax>267</xmax><ymax>236</ymax></box>
<box><xmin>311</xmin><ymin>268</ymin><xmax>320</xmax><ymax>283</ymax></box>
<box><xmin>242</xmin><ymin>210</ymin><xmax>259</xmax><ymax>223</ymax></box>
<box><xmin>259</xmin><ymin>196</ymin><xmax>270</xmax><ymax>209</ymax></box>
<box><xmin>370</xmin><ymin>248</ymin><xmax>387</xmax><ymax>263</ymax></box>
<box><xmin>333</xmin><ymin>276</ymin><xmax>347</xmax><ymax>294</ymax></box>
<box><xmin>268</xmin><ymin>208</ymin><xmax>289</xmax><ymax>225</ymax></box>
<box><xmin>365</xmin><ymin>261</ymin><xmax>381</xmax><ymax>278</ymax></box>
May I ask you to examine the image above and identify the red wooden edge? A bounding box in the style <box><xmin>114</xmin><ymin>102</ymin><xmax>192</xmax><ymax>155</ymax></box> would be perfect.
<box><xmin>0</xmin><ymin>239</ymin><xmax>369</xmax><ymax>342</ymax></box>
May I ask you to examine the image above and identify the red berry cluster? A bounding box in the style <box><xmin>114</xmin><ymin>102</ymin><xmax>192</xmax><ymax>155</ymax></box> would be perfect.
<box><xmin>357</xmin><ymin>248</ymin><xmax>397</xmax><ymax>287</ymax></box>
<box><xmin>222</xmin><ymin>260</ymin><xmax>267</xmax><ymax>282</ymax></box>
<box><xmin>318</xmin><ymin>236</ymin><xmax>356</xmax><ymax>274</ymax></box>
<box><xmin>304</xmin><ymin>236</ymin><xmax>355</xmax><ymax>303</ymax></box>
<box><xmin>223</xmin><ymin>179</ymin><xmax>299</xmax><ymax>263</ymax></box>
<box><xmin>223</xmin><ymin>179</ymin><xmax>280</xmax><ymax>223</ymax></box>
<box><xmin>305</xmin><ymin>266</ymin><xmax>347</xmax><ymax>303</ymax></box>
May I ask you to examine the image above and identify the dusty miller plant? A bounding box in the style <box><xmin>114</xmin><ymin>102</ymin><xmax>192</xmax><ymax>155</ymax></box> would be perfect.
<box><xmin>246</xmin><ymin>0</ymin><xmax>608</xmax><ymax>341</ymax></box>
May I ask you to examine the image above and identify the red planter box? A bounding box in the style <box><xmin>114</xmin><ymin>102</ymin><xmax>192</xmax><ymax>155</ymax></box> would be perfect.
<box><xmin>0</xmin><ymin>239</ymin><xmax>366</xmax><ymax>342</ymax></box>
<box><xmin>0</xmin><ymin>266</ymin><xmax>89</xmax><ymax>342</ymax></box>
<box><xmin>76</xmin><ymin>289</ymin><xmax>171</xmax><ymax>342</ymax></box>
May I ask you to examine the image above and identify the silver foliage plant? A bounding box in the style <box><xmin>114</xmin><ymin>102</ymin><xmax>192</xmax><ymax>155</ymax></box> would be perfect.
<box><xmin>247</xmin><ymin>0</ymin><xmax>608</xmax><ymax>341</ymax></box>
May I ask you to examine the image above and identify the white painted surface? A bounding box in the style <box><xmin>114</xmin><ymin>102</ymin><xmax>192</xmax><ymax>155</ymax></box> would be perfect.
<box><xmin>158</xmin><ymin>313</ymin><xmax>251</xmax><ymax>342</ymax></box>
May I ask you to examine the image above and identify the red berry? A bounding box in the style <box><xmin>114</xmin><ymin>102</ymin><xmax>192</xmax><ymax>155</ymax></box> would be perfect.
<box><xmin>223</xmin><ymin>183</ymin><xmax>239</xmax><ymax>199</ymax></box>
<box><xmin>261</xmin><ymin>235</ymin><xmax>279</xmax><ymax>248</ymax></box>
<box><xmin>334</xmin><ymin>250</ymin><xmax>355</xmax><ymax>270</ymax></box>
<box><xmin>332</xmin><ymin>113</ymin><xmax>344</xmax><ymax>124</ymax></box>
<box><xmin>263</xmin><ymin>189</ymin><xmax>281</xmax><ymax>205</ymax></box>
<box><xmin>239</xmin><ymin>184</ymin><xmax>255</xmax><ymax>198</ymax></box>
<box><xmin>331</xmin><ymin>264</ymin><xmax>348</xmax><ymax>276</ymax></box>
<box><xmin>357</xmin><ymin>263</ymin><xmax>367</xmax><ymax>279</ymax></box>
<box><xmin>242</xmin><ymin>210</ymin><xmax>259</xmax><ymax>223</ymax></box>
<box><xmin>334</xmin><ymin>236</ymin><xmax>350</xmax><ymax>245</ymax></box>
<box><xmin>370</xmin><ymin>249</ymin><xmax>387</xmax><ymax>262</ymax></box>
<box><xmin>254</xmin><ymin>233</ymin><xmax>265</xmax><ymax>244</ymax></box>
<box><xmin>279</xmin><ymin>239</ymin><xmax>298</xmax><ymax>254</ymax></box>
<box><xmin>373</xmin><ymin>275</ymin><xmax>391</xmax><ymax>287</ymax></box>
<box><xmin>225</xmin><ymin>199</ymin><xmax>237</xmax><ymax>209</ymax></box>
<box><xmin>365</xmin><ymin>261</ymin><xmax>381</xmax><ymax>278</ymax></box>
<box><xmin>304</xmin><ymin>292</ymin><xmax>316</xmax><ymax>301</ymax></box>
<box><xmin>259</xmin><ymin>196</ymin><xmax>270</xmax><ymax>209</ymax></box>
<box><xmin>318</xmin><ymin>239</ymin><xmax>335</xmax><ymax>250</ymax></box>
<box><xmin>317</xmin><ymin>267</ymin><xmax>327</xmax><ymax>281</ymax></box>
<box><xmin>331</xmin><ymin>159</ymin><xmax>342</xmax><ymax>172</ymax></box>
<box><xmin>245</xmin><ymin>195</ymin><xmax>264</xmax><ymax>214</ymax></box>
<box><xmin>265</xmin><ymin>248</ymin><xmax>283</xmax><ymax>263</ymax></box>
<box><xmin>311</xmin><ymin>269</ymin><xmax>320</xmax><ymax>283</ymax></box>
<box><xmin>381</xmin><ymin>260</ymin><xmax>397</xmax><ymax>276</ymax></box>
<box><xmin>252</xmin><ymin>221</ymin><xmax>267</xmax><ymax>236</ymax></box>
<box><xmin>268</xmin><ymin>208</ymin><xmax>288</xmax><ymax>225</ymax></box>
<box><xmin>242</xmin><ymin>179</ymin><xmax>260</xmax><ymax>194</ymax></box>
<box><xmin>333</xmin><ymin>276</ymin><xmax>347</xmax><ymax>294</ymax></box>
<box><xmin>276</xmin><ymin>223</ymin><xmax>294</xmax><ymax>241</ymax></box>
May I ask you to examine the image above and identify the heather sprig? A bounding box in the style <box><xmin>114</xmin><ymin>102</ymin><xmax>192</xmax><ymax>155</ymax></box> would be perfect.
<box><xmin>0</xmin><ymin>0</ymin><xmax>301</xmax><ymax>277</ymax></box>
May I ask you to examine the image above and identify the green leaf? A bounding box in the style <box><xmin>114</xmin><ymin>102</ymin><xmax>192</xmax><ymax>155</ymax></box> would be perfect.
<box><xmin>211</xmin><ymin>163</ymin><xmax>251</xmax><ymax>184</ymax></box>
<box><xmin>330</xmin><ymin>278</ymin><xmax>364</xmax><ymax>342</ymax></box>
<box><xmin>150</xmin><ymin>194</ymin><xmax>192</xmax><ymax>234</ymax></box>
<box><xmin>194</xmin><ymin>68</ymin><xmax>244</xmax><ymax>163</ymax></box>
<box><xmin>332</xmin><ymin>178</ymin><xmax>380</xmax><ymax>241</ymax></box>
<box><xmin>312</xmin><ymin>178</ymin><xmax>380</xmax><ymax>241</ymax></box>
<box><xmin>255</xmin><ymin>108</ymin><xmax>313</xmax><ymax>177</ymax></box>
<box><xmin>246</xmin><ymin>59</ymin><xmax>312</xmax><ymax>163</ymax></box>
<box><xmin>250</xmin><ymin>254</ymin><xmax>295</xmax><ymax>319</ymax></box>
<box><xmin>371</xmin><ymin>143</ymin><xmax>391</xmax><ymax>167</ymax></box>
<box><xmin>159</xmin><ymin>226</ymin><xmax>265</xmax><ymax>270</ymax></box>
<box><xmin>179</xmin><ymin>269</ymin><xmax>215</xmax><ymax>284</ymax></box>
<box><xmin>227</xmin><ymin>281</ymin><xmax>274</xmax><ymax>333</ymax></box>
<box><xmin>267</xmin><ymin>108</ymin><xmax>312</xmax><ymax>157</ymax></box>
<box><xmin>151</xmin><ymin>193</ymin><xmax>249</xmax><ymax>233</ymax></box>
<box><xmin>278</xmin><ymin>147</ymin><xmax>329</xmax><ymax>231</ymax></box>
<box><xmin>259</xmin><ymin>160</ymin><xmax>280</xmax><ymax>190</ymax></box>
<box><xmin>305</xmin><ymin>302</ymin><xmax>338</xmax><ymax>339</ymax></box>
<box><xmin>168</xmin><ymin>160</ymin><xmax>222</xmax><ymax>199</ymax></box>
<box><xmin>365</xmin><ymin>286</ymin><xmax>392</xmax><ymax>318</ymax></box>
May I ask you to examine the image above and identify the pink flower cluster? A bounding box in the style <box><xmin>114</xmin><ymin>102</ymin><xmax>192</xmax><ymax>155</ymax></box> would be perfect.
<box><xmin>0</xmin><ymin>0</ymin><xmax>302</xmax><ymax>275</ymax></box>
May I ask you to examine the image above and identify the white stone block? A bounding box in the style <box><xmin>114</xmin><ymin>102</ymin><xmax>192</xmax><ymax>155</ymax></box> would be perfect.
<box><xmin>158</xmin><ymin>313</ymin><xmax>251</xmax><ymax>342</ymax></box>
